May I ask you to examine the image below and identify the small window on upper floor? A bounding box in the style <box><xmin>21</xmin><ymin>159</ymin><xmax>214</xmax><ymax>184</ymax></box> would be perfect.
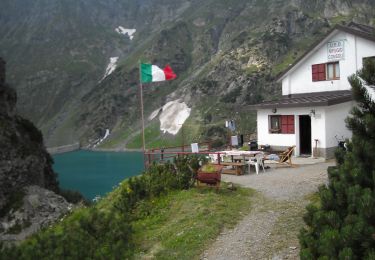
<box><xmin>363</xmin><ymin>56</ymin><xmax>375</xmax><ymax>66</ymax></box>
<box><xmin>327</xmin><ymin>62</ymin><xmax>340</xmax><ymax>80</ymax></box>
<box><xmin>312</xmin><ymin>62</ymin><xmax>340</xmax><ymax>82</ymax></box>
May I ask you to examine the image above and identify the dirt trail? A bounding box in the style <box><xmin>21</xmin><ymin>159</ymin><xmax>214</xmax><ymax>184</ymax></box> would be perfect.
<box><xmin>202</xmin><ymin>162</ymin><xmax>333</xmax><ymax>260</ymax></box>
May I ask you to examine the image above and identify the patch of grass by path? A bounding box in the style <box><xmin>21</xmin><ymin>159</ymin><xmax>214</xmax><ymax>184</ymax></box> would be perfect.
<box><xmin>264</xmin><ymin>193</ymin><xmax>321</xmax><ymax>258</ymax></box>
<box><xmin>133</xmin><ymin>185</ymin><xmax>254</xmax><ymax>259</ymax></box>
<box><xmin>265</xmin><ymin>200</ymin><xmax>306</xmax><ymax>258</ymax></box>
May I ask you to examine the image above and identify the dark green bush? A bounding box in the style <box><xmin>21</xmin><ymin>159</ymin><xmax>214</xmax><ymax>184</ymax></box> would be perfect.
<box><xmin>0</xmin><ymin>207</ymin><xmax>133</xmax><ymax>259</ymax></box>
<box><xmin>115</xmin><ymin>155</ymin><xmax>200</xmax><ymax>218</ymax></box>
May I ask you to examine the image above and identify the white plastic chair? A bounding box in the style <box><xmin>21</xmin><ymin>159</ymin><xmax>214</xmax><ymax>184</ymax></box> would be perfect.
<box><xmin>247</xmin><ymin>153</ymin><xmax>265</xmax><ymax>175</ymax></box>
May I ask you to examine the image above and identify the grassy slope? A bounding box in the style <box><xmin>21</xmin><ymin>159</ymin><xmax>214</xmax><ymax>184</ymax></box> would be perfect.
<box><xmin>6</xmin><ymin>181</ymin><xmax>254</xmax><ymax>259</ymax></box>
<box><xmin>133</xmin><ymin>186</ymin><xmax>254</xmax><ymax>259</ymax></box>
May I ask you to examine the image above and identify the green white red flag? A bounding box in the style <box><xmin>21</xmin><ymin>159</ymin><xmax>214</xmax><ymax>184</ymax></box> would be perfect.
<box><xmin>140</xmin><ymin>63</ymin><xmax>176</xmax><ymax>83</ymax></box>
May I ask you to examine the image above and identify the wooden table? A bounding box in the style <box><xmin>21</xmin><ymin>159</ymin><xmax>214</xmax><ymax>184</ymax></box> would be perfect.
<box><xmin>217</xmin><ymin>162</ymin><xmax>246</xmax><ymax>176</ymax></box>
<box><xmin>209</xmin><ymin>150</ymin><xmax>262</xmax><ymax>164</ymax></box>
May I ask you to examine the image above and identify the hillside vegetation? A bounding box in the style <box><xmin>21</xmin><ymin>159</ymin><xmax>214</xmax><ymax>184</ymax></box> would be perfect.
<box><xmin>0</xmin><ymin>157</ymin><xmax>254</xmax><ymax>259</ymax></box>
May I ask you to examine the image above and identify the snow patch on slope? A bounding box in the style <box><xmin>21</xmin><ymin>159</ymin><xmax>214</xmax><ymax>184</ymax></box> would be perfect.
<box><xmin>159</xmin><ymin>101</ymin><xmax>191</xmax><ymax>135</ymax></box>
<box><xmin>101</xmin><ymin>57</ymin><xmax>118</xmax><ymax>81</ymax></box>
<box><xmin>149</xmin><ymin>108</ymin><xmax>161</xmax><ymax>121</ymax></box>
<box><xmin>93</xmin><ymin>129</ymin><xmax>110</xmax><ymax>148</ymax></box>
<box><xmin>115</xmin><ymin>26</ymin><xmax>136</xmax><ymax>40</ymax></box>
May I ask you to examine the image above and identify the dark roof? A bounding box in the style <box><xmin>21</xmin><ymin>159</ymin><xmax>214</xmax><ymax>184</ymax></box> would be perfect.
<box><xmin>276</xmin><ymin>22</ymin><xmax>375</xmax><ymax>81</ymax></box>
<box><xmin>249</xmin><ymin>90</ymin><xmax>352</xmax><ymax>109</ymax></box>
<box><xmin>346</xmin><ymin>22</ymin><xmax>375</xmax><ymax>35</ymax></box>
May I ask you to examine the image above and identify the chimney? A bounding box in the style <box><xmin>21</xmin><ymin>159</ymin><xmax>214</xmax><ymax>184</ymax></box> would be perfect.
<box><xmin>0</xmin><ymin>58</ymin><xmax>5</xmax><ymax>86</ymax></box>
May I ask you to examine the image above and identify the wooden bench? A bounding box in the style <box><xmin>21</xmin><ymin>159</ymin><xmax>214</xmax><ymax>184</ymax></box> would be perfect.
<box><xmin>216</xmin><ymin>162</ymin><xmax>246</xmax><ymax>176</ymax></box>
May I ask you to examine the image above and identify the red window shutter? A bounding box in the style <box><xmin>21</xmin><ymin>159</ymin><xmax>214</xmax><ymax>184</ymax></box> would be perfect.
<box><xmin>288</xmin><ymin>124</ymin><xmax>295</xmax><ymax>134</ymax></box>
<box><xmin>318</xmin><ymin>63</ymin><xmax>326</xmax><ymax>81</ymax></box>
<box><xmin>281</xmin><ymin>115</ymin><xmax>288</xmax><ymax>125</ymax></box>
<box><xmin>312</xmin><ymin>64</ymin><xmax>326</xmax><ymax>81</ymax></box>
<box><xmin>287</xmin><ymin>116</ymin><xmax>294</xmax><ymax>124</ymax></box>
<box><xmin>312</xmin><ymin>64</ymin><xmax>318</xmax><ymax>81</ymax></box>
<box><xmin>318</xmin><ymin>64</ymin><xmax>325</xmax><ymax>72</ymax></box>
<box><xmin>312</xmin><ymin>64</ymin><xmax>318</xmax><ymax>73</ymax></box>
<box><xmin>279</xmin><ymin>115</ymin><xmax>295</xmax><ymax>134</ymax></box>
<box><xmin>281</xmin><ymin>125</ymin><xmax>288</xmax><ymax>134</ymax></box>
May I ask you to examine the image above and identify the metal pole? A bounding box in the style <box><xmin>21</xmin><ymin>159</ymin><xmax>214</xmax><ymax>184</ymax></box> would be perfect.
<box><xmin>139</xmin><ymin>82</ymin><xmax>146</xmax><ymax>152</ymax></box>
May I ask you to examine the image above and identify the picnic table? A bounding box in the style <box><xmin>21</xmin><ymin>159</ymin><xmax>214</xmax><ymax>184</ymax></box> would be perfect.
<box><xmin>219</xmin><ymin>162</ymin><xmax>246</xmax><ymax>175</ymax></box>
<box><xmin>210</xmin><ymin>150</ymin><xmax>263</xmax><ymax>175</ymax></box>
<box><xmin>209</xmin><ymin>150</ymin><xmax>262</xmax><ymax>163</ymax></box>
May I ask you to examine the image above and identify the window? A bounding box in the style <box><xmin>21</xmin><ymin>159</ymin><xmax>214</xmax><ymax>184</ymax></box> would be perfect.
<box><xmin>269</xmin><ymin>115</ymin><xmax>281</xmax><ymax>133</ymax></box>
<box><xmin>327</xmin><ymin>62</ymin><xmax>340</xmax><ymax>80</ymax></box>
<box><xmin>312</xmin><ymin>62</ymin><xmax>340</xmax><ymax>81</ymax></box>
<box><xmin>269</xmin><ymin>115</ymin><xmax>295</xmax><ymax>134</ymax></box>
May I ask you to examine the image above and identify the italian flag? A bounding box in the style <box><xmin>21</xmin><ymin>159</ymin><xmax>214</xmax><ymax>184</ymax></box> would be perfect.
<box><xmin>140</xmin><ymin>63</ymin><xmax>177</xmax><ymax>83</ymax></box>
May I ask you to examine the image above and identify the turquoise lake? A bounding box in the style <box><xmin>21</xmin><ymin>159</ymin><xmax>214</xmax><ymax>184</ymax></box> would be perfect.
<box><xmin>53</xmin><ymin>150</ymin><xmax>144</xmax><ymax>200</ymax></box>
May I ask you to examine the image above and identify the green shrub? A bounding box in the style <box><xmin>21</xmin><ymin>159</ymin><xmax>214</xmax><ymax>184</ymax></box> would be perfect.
<box><xmin>115</xmin><ymin>155</ymin><xmax>201</xmax><ymax>217</ymax></box>
<box><xmin>0</xmin><ymin>207</ymin><xmax>133</xmax><ymax>259</ymax></box>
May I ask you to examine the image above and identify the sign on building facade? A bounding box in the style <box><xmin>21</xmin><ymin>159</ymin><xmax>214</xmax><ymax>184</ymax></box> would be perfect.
<box><xmin>327</xmin><ymin>40</ymin><xmax>345</xmax><ymax>61</ymax></box>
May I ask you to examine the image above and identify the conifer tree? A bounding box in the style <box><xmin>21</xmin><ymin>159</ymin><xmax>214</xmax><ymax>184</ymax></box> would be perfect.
<box><xmin>299</xmin><ymin>59</ymin><xmax>375</xmax><ymax>259</ymax></box>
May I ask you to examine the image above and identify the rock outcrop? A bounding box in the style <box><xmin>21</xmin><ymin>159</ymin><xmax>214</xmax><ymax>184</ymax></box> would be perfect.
<box><xmin>0</xmin><ymin>186</ymin><xmax>71</xmax><ymax>243</ymax></box>
<box><xmin>0</xmin><ymin>58</ymin><xmax>66</xmax><ymax>241</ymax></box>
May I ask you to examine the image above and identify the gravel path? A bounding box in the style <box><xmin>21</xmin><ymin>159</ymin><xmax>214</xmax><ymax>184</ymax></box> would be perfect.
<box><xmin>202</xmin><ymin>161</ymin><xmax>334</xmax><ymax>260</ymax></box>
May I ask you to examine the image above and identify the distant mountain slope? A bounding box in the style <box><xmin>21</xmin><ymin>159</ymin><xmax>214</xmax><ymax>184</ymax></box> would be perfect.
<box><xmin>1</xmin><ymin>0</ymin><xmax>374</xmax><ymax>148</ymax></box>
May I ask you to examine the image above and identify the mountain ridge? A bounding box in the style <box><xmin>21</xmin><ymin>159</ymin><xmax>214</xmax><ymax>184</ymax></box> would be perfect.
<box><xmin>1</xmin><ymin>0</ymin><xmax>374</xmax><ymax>148</ymax></box>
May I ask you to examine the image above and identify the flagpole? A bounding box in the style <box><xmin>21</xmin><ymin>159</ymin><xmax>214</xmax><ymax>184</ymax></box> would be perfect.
<box><xmin>139</xmin><ymin>63</ymin><xmax>146</xmax><ymax>153</ymax></box>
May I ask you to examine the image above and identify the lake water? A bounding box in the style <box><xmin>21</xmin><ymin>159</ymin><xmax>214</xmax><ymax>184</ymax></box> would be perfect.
<box><xmin>53</xmin><ymin>150</ymin><xmax>144</xmax><ymax>200</ymax></box>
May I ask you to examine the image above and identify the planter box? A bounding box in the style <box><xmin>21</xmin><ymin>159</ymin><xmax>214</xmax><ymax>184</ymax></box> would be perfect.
<box><xmin>197</xmin><ymin>165</ymin><xmax>224</xmax><ymax>188</ymax></box>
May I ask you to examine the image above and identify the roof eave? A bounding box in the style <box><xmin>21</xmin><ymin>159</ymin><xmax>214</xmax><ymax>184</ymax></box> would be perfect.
<box><xmin>250</xmin><ymin>97</ymin><xmax>352</xmax><ymax>110</ymax></box>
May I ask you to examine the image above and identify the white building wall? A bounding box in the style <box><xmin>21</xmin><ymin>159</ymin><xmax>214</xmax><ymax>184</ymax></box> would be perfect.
<box><xmin>257</xmin><ymin>109</ymin><xmax>296</xmax><ymax>147</ymax></box>
<box><xmin>257</xmin><ymin>102</ymin><xmax>354</xmax><ymax>157</ymax></box>
<box><xmin>324</xmin><ymin>101</ymin><xmax>353</xmax><ymax>148</ymax></box>
<box><xmin>281</xmin><ymin>32</ymin><xmax>375</xmax><ymax>95</ymax></box>
<box><xmin>356</xmin><ymin>37</ymin><xmax>375</xmax><ymax>70</ymax></box>
<box><xmin>257</xmin><ymin>107</ymin><xmax>326</xmax><ymax>156</ymax></box>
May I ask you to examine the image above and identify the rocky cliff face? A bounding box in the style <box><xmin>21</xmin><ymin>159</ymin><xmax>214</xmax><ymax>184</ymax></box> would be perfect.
<box><xmin>0</xmin><ymin>58</ymin><xmax>59</xmax><ymax>211</ymax></box>
<box><xmin>0</xmin><ymin>186</ymin><xmax>71</xmax><ymax>243</ymax></box>
<box><xmin>0</xmin><ymin>58</ymin><xmax>70</xmax><ymax>242</ymax></box>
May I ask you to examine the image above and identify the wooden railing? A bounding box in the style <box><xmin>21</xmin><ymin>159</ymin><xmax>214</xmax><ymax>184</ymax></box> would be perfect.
<box><xmin>143</xmin><ymin>142</ymin><xmax>214</xmax><ymax>167</ymax></box>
